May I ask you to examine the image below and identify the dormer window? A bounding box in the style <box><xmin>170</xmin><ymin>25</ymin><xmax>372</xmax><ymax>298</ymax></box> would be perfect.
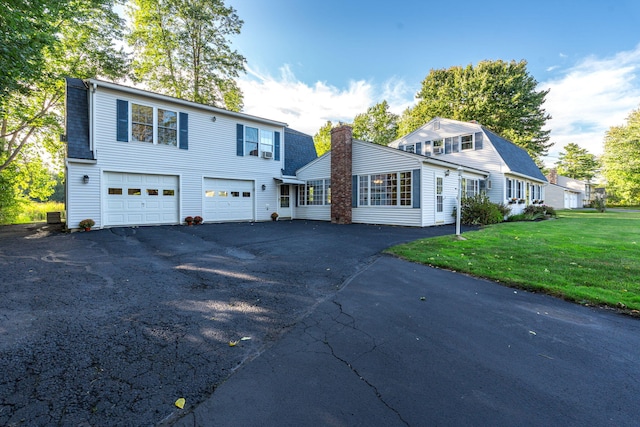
<box><xmin>460</xmin><ymin>134</ymin><xmax>474</xmax><ymax>151</ymax></box>
<box><xmin>433</xmin><ymin>139</ymin><xmax>444</xmax><ymax>154</ymax></box>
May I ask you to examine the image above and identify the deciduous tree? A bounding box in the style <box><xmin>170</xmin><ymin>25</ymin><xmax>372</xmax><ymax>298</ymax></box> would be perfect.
<box><xmin>0</xmin><ymin>0</ymin><xmax>127</xmax><ymax>221</ymax></box>
<box><xmin>602</xmin><ymin>108</ymin><xmax>640</xmax><ymax>205</ymax></box>
<box><xmin>0</xmin><ymin>0</ymin><xmax>61</xmax><ymax>104</ymax></box>
<box><xmin>352</xmin><ymin>101</ymin><xmax>399</xmax><ymax>146</ymax></box>
<box><xmin>313</xmin><ymin>121</ymin><xmax>334</xmax><ymax>156</ymax></box>
<box><xmin>398</xmin><ymin>60</ymin><xmax>551</xmax><ymax>160</ymax></box>
<box><xmin>555</xmin><ymin>143</ymin><xmax>599</xmax><ymax>181</ymax></box>
<box><xmin>127</xmin><ymin>0</ymin><xmax>246</xmax><ymax>110</ymax></box>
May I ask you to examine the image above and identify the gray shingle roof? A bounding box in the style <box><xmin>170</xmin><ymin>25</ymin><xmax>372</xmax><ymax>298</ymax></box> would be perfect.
<box><xmin>482</xmin><ymin>127</ymin><xmax>547</xmax><ymax>182</ymax></box>
<box><xmin>65</xmin><ymin>77</ymin><xmax>93</xmax><ymax>160</ymax></box>
<box><xmin>284</xmin><ymin>128</ymin><xmax>317</xmax><ymax>176</ymax></box>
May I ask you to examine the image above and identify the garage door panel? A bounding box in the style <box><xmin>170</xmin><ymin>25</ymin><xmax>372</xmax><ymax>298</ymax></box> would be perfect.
<box><xmin>204</xmin><ymin>178</ymin><xmax>253</xmax><ymax>222</ymax></box>
<box><xmin>105</xmin><ymin>172</ymin><xmax>179</xmax><ymax>226</ymax></box>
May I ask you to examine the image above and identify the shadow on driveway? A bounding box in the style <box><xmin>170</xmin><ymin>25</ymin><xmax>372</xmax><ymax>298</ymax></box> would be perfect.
<box><xmin>0</xmin><ymin>220</ymin><xmax>463</xmax><ymax>426</ymax></box>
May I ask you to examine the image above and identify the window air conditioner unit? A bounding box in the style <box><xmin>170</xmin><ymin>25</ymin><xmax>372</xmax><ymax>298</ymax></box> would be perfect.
<box><xmin>262</xmin><ymin>151</ymin><xmax>273</xmax><ymax>159</ymax></box>
<box><xmin>434</xmin><ymin>147</ymin><xmax>444</xmax><ymax>155</ymax></box>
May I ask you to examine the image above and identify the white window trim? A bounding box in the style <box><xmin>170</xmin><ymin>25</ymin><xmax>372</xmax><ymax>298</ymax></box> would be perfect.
<box><xmin>432</xmin><ymin>139</ymin><xmax>444</xmax><ymax>155</ymax></box>
<box><xmin>358</xmin><ymin>171</ymin><xmax>412</xmax><ymax>207</ymax></box>
<box><xmin>459</xmin><ymin>134</ymin><xmax>475</xmax><ymax>151</ymax></box>
<box><xmin>245</xmin><ymin>127</ymin><xmax>275</xmax><ymax>157</ymax></box>
<box><xmin>130</xmin><ymin>101</ymin><xmax>178</xmax><ymax>147</ymax></box>
<box><xmin>299</xmin><ymin>179</ymin><xmax>331</xmax><ymax>206</ymax></box>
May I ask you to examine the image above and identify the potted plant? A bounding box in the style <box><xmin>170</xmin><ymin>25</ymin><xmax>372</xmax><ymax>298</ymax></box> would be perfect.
<box><xmin>185</xmin><ymin>216</ymin><xmax>194</xmax><ymax>226</ymax></box>
<box><xmin>79</xmin><ymin>218</ymin><xmax>95</xmax><ymax>231</ymax></box>
<box><xmin>271</xmin><ymin>212</ymin><xmax>279</xmax><ymax>221</ymax></box>
<box><xmin>193</xmin><ymin>215</ymin><xmax>203</xmax><ymax>225</ymax></box>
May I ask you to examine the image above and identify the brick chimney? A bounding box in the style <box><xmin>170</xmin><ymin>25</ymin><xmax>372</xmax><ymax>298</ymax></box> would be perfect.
<box><xmin>330</xmin><ymin>125</ymin><xmax>353</xmax><ymax>224</ymax></box>
<box><xmin>547</xmin><ymin>168</ymin><xmax>558</xmax><ymax>184</ymax></box>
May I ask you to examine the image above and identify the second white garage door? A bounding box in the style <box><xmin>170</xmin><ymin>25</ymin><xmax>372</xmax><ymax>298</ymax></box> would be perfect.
<box><xmin>203</xmin><ymin>178</ymin><xmax>254</xmax><ymax>222</ymax></box>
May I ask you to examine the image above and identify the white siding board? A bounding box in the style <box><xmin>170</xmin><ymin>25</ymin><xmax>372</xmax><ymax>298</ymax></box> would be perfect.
<box><xmin>296</xmin><ymin>154</ymin><xmax>330</xmax><ymax>179</ymax></box>
<box><xmin>352</xmin><ymin>141</ymin><xmax>421</xmax><ymax>175</ymax></box>
<box><xmin>352</xmin><ymin>208</ymin><xmax>421</xmax><ymax>227</ymax></box>
<box><xmin>67</xmin><ymin>163</ymin><xmax>102</xmax><ymax>229</ymax></box>
<box><xmin>295</xmin><ymin>206</ymin><xmax>331</xmax><ymax>221</ymax></box>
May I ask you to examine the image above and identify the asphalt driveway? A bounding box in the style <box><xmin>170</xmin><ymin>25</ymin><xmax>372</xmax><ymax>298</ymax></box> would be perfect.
<box><xmin>3</xmin><ymin>220</ymin><xmax>640</xmax><ymax>426</ymax></box>
<box><xmin>0</xmin><ymin>220</ymin><xmax>459</xmax><ymax>426</ymax></box>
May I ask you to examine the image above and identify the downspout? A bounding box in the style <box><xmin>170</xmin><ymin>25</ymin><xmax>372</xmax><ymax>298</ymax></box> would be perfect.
<box><xmin>90</xmin><ymin>82</ymin><xmax>97</xmax><ymax>158</ymax></box>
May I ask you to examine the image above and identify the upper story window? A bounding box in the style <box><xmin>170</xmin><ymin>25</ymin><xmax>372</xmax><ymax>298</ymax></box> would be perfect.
<box><xmin>245</xmin><ymin>127</ymin><xmax>259</xmax><ymax>156</ymax></box>
<box><xmin>261</xmin><ymin>130</ymin><xmax>274</xmax><ymax>155</ymax></box>
<box><xmin>131</xmin><ymin>103</ymin><xmax>178</xmax><ymax>146</ymax></box>
<box><xmin>132</xmin><ymin>104</ymin><xmax>153</xmax><ymax>143</ymax></box>
<box><xmin>460</xmin><ymin>134</ymin><xmax>474</xmax><ymax>150</ymax></box>
<box><xmin>157</xmin><ymin>109</ymin><xmax>177</xmax><ymax>146</ymax></box>
<box><xmin>433</xmin><ymin>139</ymin><xmax>444</xmax><ymax>155</ymax></box>
<box><xmin>117</xmin><ymin>99</ymin><xmax>186</xmax><ymax>149</ymax></box>
<box><xmin>236</xmin><ymin>124</ymin><xmax>280</xmax><ymax>160</ymax></box>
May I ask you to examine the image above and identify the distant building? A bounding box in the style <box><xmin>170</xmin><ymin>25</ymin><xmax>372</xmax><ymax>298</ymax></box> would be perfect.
<box><xmin>544</xmin><ymin>168</ymin><xmax>595</xmax><ymax>209</ymax></box>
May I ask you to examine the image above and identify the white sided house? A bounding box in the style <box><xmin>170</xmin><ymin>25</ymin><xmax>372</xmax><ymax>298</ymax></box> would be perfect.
<box><xmin>388</xmin><ymin>117</ymin><xmax>548</xmax><ymax>213</ymax></box>
<box><xmin>544</xmin><ymin>168</ymin><xmax>594</xmax><ymax>209</ymax></box>
<box><xmin>295</xmin><ymin>126</ymin><xmax>489</xmax><ymax>227</ymax></box>
<box><xmin>64</xmin><ymin>80</ymin><xmax>547</xmax><ymax>230</ymax></box>
<box><xmin>64</xmin><ymin>78</ymin><xmax>314</xmax><ymax>230</ymax></box>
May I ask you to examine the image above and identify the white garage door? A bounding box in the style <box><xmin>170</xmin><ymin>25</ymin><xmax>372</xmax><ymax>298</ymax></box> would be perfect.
<box><xmin>104</xmin><ymin>172</ymin><xmax>179</xmax><ymax>226</ymax></box>
<box><xmin>204</xmin><ymin>178</ymin><xmax>254</xmax><ymax>222</ymax></box>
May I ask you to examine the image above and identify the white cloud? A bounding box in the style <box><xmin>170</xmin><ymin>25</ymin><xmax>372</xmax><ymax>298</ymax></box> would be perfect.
<box><xmin>541</xmin><ymin>44</ymin><xmax>640</xmax><ymax>164</ymax></box>
<box><xmin>238</xmin><ymin>65</ymin><xmax>414</xmax><ymax>136</ymax></box>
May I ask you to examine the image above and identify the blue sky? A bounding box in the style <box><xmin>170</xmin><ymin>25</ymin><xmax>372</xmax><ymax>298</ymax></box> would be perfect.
<box><xmin>229</xmin><ymin>0</ymin><xmax>640</xmax><ymax>165</ymax></box>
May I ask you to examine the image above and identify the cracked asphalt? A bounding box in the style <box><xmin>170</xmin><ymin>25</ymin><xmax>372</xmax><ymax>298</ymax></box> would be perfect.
<box><xmin>174</xmin><ymin>247</ymin><xmax>640</xmax><ymax>426</ymax></box>
<box><xmin>0</xmin><ymin>220</ymin><xmax>457</xmax><ymax>426</ymax></box>
<box><xmin>3</xmin><ymin>221</ymin><xmax>640</xmax><ymax>426</ymax></box>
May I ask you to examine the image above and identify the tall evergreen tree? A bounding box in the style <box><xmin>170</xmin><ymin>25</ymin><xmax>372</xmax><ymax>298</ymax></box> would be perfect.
<box><xmin>127</xmin><ymin>0</ymin><xmax>246</xmax><ymax>111</ymax></box>
<box><xmin>555</xmin><ymin>143</ymin><xmax>599</xmax><ymax>181</ymax></box>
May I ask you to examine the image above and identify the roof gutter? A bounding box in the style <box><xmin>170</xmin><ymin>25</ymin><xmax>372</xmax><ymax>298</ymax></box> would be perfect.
<box><xmin>505</xmin><ymin>170</ymin><xmax>547</xmax><ymax>184</ymax></box>
<box><xmin>86</xmin><ymin>78</ymin><xmax>289</xmax><ymax>128</ymax></box>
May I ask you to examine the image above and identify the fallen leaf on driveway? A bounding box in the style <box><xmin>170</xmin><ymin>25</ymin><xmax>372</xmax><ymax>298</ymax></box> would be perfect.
<box><xmin>420</xmin><ymin>297</ymin><xmax>426</xmax><ymax>301</ymax></box>
<box><xmin>240</xmin><ymin>337</ymin><xmax>251</xmax><ymax>341</ymax></box>
<box><xmin>229</xmin><ymin>340</ymin><xmax>239</xmax><ymax>347</ymax></box>
<box><xmin>175</xmin><ymin>398</ymin><xmax>185</xmax><ymax>409</ymax></box>
<box><xmin>529</xmin><ymin>330</ymin><xmax>537</xmax><ymax>336</ymax></box>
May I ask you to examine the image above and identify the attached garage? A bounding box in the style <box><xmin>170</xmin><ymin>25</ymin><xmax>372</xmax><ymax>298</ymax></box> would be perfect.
<box><xmin>104</xmin><ymin>172</ymin><xmax>179</xmax><ymax>226</ymax></box>
<box><xmin>203</xmin><ymin>178</ymin><xmax>254</xmax><ymax>222</ymax></box>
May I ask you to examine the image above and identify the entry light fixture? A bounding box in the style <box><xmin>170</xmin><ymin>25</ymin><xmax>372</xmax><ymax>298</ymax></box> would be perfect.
<box><xmin>82</xmin><ymin>174</ymin><xmax>90</xmax><ymax>184</ymax></box>
<box><xmin>211</xmin><ymin>116</ymin><xmax>217</xmax><ymax>122</ymax></box>
<box><xmin>261</xmin><ymin>184</ymin><xmax>266</xmax><ymax>191</ymax></box>
<box><xmin>445</xmin><ymin>170</ymin><xmax>450</xmax><ymax>177</ymax></box>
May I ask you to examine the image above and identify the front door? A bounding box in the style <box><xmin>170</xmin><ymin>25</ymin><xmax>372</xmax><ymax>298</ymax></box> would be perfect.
<box><xmin>279</xmin><ymin>185</ymin><xmax>292</xmax><ymax>218</ymax></box>
<box><xmin>435</xmin><ymin>175</ymin><xmax>445</xmax><ymax>224</ymax></box>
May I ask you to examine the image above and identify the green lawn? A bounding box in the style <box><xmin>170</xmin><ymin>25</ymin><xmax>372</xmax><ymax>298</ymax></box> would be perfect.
<box><xmin>386</xmin><ymin>210</ymin><xmax>640</xmax><ymax>313</ymax></box>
